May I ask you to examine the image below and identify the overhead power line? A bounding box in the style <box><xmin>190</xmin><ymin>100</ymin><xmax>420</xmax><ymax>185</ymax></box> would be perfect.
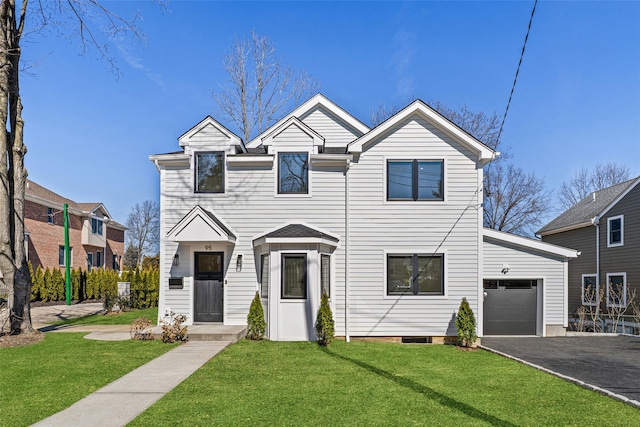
<box><xmin>496</xmin><ymin>0</ymin><xmax>538</xmax><ymax>145</ymax></box>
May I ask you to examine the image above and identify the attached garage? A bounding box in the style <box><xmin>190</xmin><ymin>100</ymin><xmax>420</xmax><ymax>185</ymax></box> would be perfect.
<box><xmin>482</xmin><ymin>229</ymin><xmax>579</xmax><ymax>337</ymax></box>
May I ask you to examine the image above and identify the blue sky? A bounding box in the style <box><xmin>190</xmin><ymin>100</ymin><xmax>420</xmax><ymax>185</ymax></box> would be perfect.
<box><xmin>20</xmin><ymin>1</ymin><xmax>640</xmax><ymax>225</ymax></box>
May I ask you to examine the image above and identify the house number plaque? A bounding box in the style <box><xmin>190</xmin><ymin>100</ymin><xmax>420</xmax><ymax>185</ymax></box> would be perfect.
<box><xmin>204</xmin><ymin>245</ymin><xmax>212</xmax><ymax>250</ymax></box>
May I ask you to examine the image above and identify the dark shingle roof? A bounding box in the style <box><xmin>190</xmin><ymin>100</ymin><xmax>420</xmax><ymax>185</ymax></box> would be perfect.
<box><xmin>201</xmin><ymin>208</ymin><xmax>236</xmax><ymax>239</ymax></box>
<box><xmin>538</xmin><ymin>177</ymin><xmax>639</xmax><ymax>235</ymax></box>
<box><xmin>261</xmin><ymin>224</ymin><xmax>338</xmax><ymax>242</ymax></box>
<box><xmin>26</xmin><ymin>180</ymin><xmax>80</xmax><ymax>210</ymax></box>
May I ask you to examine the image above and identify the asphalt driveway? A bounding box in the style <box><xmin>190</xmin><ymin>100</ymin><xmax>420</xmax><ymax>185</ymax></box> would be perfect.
<box><xmin>481</xmin><ymin>335</ymin><xmax>640</xmax><ymax>405</ymax></box>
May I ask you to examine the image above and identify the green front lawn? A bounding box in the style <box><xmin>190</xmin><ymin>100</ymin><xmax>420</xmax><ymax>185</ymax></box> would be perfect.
<box><xmin>0</xmin><ymin>333</ymin><xmax>176</xmax><ymax>426</ymax></box>
<box><xmin>131</xmin><ymin>340</ymin><xmax>639</xmax><ymax>426</ymax></box>
<box><xmin>52</xmin><ymin>307</ymin><xmax>158</xmax><ymax>326</ymax></box>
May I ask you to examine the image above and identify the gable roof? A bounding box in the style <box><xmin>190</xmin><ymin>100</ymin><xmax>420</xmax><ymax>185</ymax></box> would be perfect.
<box><xmin>261</xmin><ymin>116</ymin><xmax>325</xmax><ymax>147</ymax></box>
<box><xmin>25</xmin><ymin>180</ymin><xmax>125</xmax><ymax>229</ymax></box>
<box><xmin>167</xmin><ymin>206</ymin><xmax>236</xmax><ymax>243</ymax></box>
<box><xmin>348</xmin><ymin>100</ymin><xmax>497</xmax><ymax>164</ymax></box>
<box><xmin>253</xmin><ymin>223</ymin><xmax>339</xmax><ymax>247</ymax></box>
<box><xmin>484</xmin><ymin>228</ymin><xmax>579</xmax><ymax>259</ymax></box>
<box><xmin>245</xmin><ymin>93</ymin><xmax>370</xmax><ymax>148</ymax></box>
<box><xmin>178</xmin><ymin>115</ymin><xmax>245</xmax><ymax>152</ymax></box>
<box><xmin>538</xmin><ymin>177</ymin><xmax>640</xmax><ymax>236</ymax></box>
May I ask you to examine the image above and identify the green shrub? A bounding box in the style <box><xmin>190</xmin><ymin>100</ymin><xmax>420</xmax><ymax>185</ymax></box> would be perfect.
<box><xmin>246</xmin><ymin>292</ymin><xmax>266</xmax><ymax>340</ymax></box>
<box><xmin>315</xmin><ymin>292</ymin><xmax>334</xmax><ymax>346</ymax></box>
<box><xmin>456</xmin><ymin>297</ymin><xmax>477</xmax><ymax>348</ymax></box>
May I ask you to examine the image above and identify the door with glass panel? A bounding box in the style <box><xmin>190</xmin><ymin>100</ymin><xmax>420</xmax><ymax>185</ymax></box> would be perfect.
<box><xmin>194</xmin><ymin>252</ymin><xmax>224</xmax><ymax>322</ymax></box>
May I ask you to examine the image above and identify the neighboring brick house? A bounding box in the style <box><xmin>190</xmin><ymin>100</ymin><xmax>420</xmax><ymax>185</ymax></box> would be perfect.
<box><xmin>24</xmin><ymin>180</ymin><xmax>126</xmax><ymax>272</ymax></box>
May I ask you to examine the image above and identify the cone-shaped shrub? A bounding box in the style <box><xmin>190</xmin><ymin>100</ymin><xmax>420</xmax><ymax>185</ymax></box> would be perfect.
<box><xmin>456</xmin><ymin>297</ymin><xmax>477</xmax><ymax>348</ymax></box>
<box><xmin>315</xmin><ymin>292</ymin><xmax>334</xmax><ymax>346</ymax></box>
<box><xmin>246</xmin><ymin>292</ymin><xmax>266</xmax><ymax>340</ymax></box>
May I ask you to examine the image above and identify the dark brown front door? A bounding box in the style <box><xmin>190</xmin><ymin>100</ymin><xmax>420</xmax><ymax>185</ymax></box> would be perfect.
<box><xmin>194</xmin><ymin>252</ymin><xmax>223</xmax><ymax>322</ymax></box>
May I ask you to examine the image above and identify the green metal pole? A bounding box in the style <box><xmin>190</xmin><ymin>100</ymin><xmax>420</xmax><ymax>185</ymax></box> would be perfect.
<box><xmin>64</xmin><ymin>203</ymin><xmax>71</xmax><ymax>305</ymax></box>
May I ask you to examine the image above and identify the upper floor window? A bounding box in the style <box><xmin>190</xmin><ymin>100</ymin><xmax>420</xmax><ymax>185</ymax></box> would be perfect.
<box><xmin>195</xmin><ymin>152</ymin><xmax>224</xmax><ymax>193</ymax></box>
<box><xmin>278</xmin><ymin>152</ymin><xmax>308</xmax><ymax>194</ymax></box>
<box><xmin>387</xmin><ymin>160</ymin><xmax>443</xmax><ymax>201</ymax></box>
<box><xmin>607</xmin><ymin>215</ymin><xmax>623</xmax><ymax>247</ymax></box>
<box><xmin>387</xmin><ymin>253</ymin><xmax>444</xmax><ymax>296</ymax></box>
<box><xmin>91</xmin><ymin>218</ymin><xmax>103</xmax><ymax>235</ymax></box>
<box><xmin>47</xmin><ymin>207</ymin><xmax>54</xmax><ymax>224</ymax></box>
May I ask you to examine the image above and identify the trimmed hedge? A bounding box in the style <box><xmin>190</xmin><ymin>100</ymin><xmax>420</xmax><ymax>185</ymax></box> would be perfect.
<box><xmin>29</xmin><ymin>262</ymin><xmax>159</xmax><ymax>308</ymax></box>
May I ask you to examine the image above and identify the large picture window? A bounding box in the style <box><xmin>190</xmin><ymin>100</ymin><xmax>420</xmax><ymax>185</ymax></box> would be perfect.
<box><xmin>387</xmin><ymin>160</ymin><xmax>443</xmax><ymax>201</ymax></box>
<box><xmin>281</xmin><ymin>254</ymin><xmax>307</xmax><ymax>299</ymax></box>
<box><xmin>606</xmin><ymin>273</ymin><xmax>627</xmax><ymax>308</ymax></box>
<box><xmin>387</xmin><ymin>254</ymin><xmax>444</xmax><ymax>296</ymax></box>
<box><xmin>195</xmin><ymin>152</ymin><xmax>225</xmax><ymax>193</ymax></box>
<box><xmin>278</xmin><ymin>152</ymin><xmax>308</xmax><ymax>194</ymax></box>
<box><xmin>581</xmin><ymin>274</ymin><xmax>598</xmax><ymax>306</ymax></box>
<box><xmin>607</xmin><ymin>215</ymin><xmax>623</xmax><ymax>247</ymax></box>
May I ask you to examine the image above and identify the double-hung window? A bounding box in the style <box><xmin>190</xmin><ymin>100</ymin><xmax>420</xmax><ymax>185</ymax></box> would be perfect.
<box><xmin>387</xmin><ymin>160</ymin><xmax>443</xmax><ymax>201</ymax></box>
<box><xmin>91</xmin><ymin>218</ymin><xmax>103</xmax><ymax>235</ymax></box>
<box><xmin>607</xmin><ymin>215</ymin><xmax>623</xmax><ymax>247</ymax></box>
<box><xmin>47</xmin><ymin>207</ymin><xmax>54</xmax><ymax>224</ymax></box>
<box><xmin>96</xmin><ymin>251</ymin><xmax>102</xmax><ymax>268</ymax></box>
<box><xmin>58</xmin><ymin>246</ymin><xmax>72</xmax><ymax>266</ymax></box>
<box><xmin>387</xmin><ymin>253</ymin><xmax>444</xmax><ymax>296</ymax></box>
<box><xmin>278</xmin><ymin>152</ymin><xmax>308</xmax><ymax>194</ymax></box>
<box><xmin>281</xmin><ymin>254</ymin><xmax>307</xmax><ymax>299</ymax></box>
<box><xmin>581</xmin><ymin>274</ymin><xmax>598</xmax><ymax>306</ymax></box>
<box><xmin>606</xmin><ymin>273</ymin><xmax>627</xmax><ymax>307</ymax></box>
<box><xmin>195</xmin><ymin>152</ymin><xmax>225</xmax><ymax>193</ymax></box>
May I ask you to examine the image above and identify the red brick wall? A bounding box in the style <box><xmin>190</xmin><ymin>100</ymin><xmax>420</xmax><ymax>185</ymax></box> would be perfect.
<box><xmin>25</xmin><ymin>200</ymin><xmax>125</xmax><ymax>271</ymax></box>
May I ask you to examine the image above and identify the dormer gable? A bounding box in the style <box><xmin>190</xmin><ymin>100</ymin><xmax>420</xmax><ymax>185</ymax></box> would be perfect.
<box><xmin>261</xmin><ymin>117</ymin><xmax>324</xmax><ymax>154</ymax></box>
<box><xmin>178</xmin><ymin>116</ymin><xmax>245</xmax><ymax>155</ymax></box>
<box><xmin>348</xmin><ymin>100</ymin><xmax>497</xmax><ymax>165</ymax></box>
<box><xmin>246</xmin><ymin>93</ymin><xmax>369</xmax><ymax>149</ymax></box>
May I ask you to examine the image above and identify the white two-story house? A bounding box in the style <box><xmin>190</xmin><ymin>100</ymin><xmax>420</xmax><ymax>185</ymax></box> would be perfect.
<box><xmin>150</xmin><ymin>94</ymin><xmax>578</xmax><ymax>341</ymax></box>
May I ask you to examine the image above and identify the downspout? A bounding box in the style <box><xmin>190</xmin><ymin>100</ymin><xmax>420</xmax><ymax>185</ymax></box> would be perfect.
<box><xmin>593</xmin><ymin>216</ymin><xmax>600</xmax><ymax>319</ymax></box>
<box><xmin>345</xmin><ymin>159</ymin><xmax>351</xmax><ymax>342</ymax></box>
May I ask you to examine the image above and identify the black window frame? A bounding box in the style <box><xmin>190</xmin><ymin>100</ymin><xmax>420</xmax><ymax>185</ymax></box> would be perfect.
<box><xmin>87</xmin><ymin>252</ymin><xmax>93</xmax><ymax>272</ymax></box>
<box><xmin>96</xmin><ymin>250</ymin><xmax>102</xmax><ymax>268</ymax></box>
<box><xmin>387</xmin><ymin>159</ymin><xmax>444</xmax><ymax>201</ymax></box>
<box><xmin>194</xmin><ymin>151</ymin><xmax>225</xmax><ymax>194</ymax></box>
<box><xmin>112</xmin><ymin>255</ymin><xmax>119</xmax><ymax>271</ymax></box>
<box><xmin>387</xmin><ymin>253</ymin><xmax>444</xmax><ymax>296</ymax></box>
<box><xmin>58</xmin><ymin>245</ymin><xmax>72</xmax><ymax>266</ymax></box>
<box><xmin>281</xmin><ymin>253</ymin><xmax>307</xmax><ymax>299</ymax></box>
<box><xmin>47</xmin><ymin>207</ymin><xmax>54</xmax><ymax>224</ymax></box>
<box><xmin>278</xmin><ymin>152</ymin><xmax>309</xmax><ymax>194</ymax></box>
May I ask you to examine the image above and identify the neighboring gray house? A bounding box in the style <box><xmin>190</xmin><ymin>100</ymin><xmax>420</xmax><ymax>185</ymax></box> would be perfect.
<box><xmin>539</xmin><ymin>177</ymin><xmax>640</xmax><ymax>318</ymax></box>
<box><xmin>150</xmin><ymin>94</ymin><xmax>578</xmax><ymax>341</ymax></box>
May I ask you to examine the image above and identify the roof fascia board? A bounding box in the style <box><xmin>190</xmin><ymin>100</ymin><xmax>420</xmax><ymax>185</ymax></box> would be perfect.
<box><xmin>483</xmin><ymin>228</ymin><xmax>579</xmax><ymax>258</ymax></box>
<box><xmin>309</xmin><ymin>154</ymin><xmax>352</xmax><ymax>168</ymax></box>
<box><xmin>254</xmin><ymin>236</ymin><xmax>339</xmax><ymax>247</ymax></box>
<box><xmin>167</xmin><ymin>206</ymin><xmax>236</xmax><ymax>242</ymax></box>
<box><xmin>596</xmin><ymin>176</ymin><xmax>640</xmax><ymax>220</ymax></box>
<box><xmin>226</xmin><ymin>155</ymin><xmax>274</xmax><ymax>166</ymax></box>
<box><xmin>246</xmin><ymin>93</ymin><xmax>370</xmax><ymax>148</ymax></box>
<box><xmin>538</xmin><ymin>221</ymin><xmax>594</xmax><ymax>237</ymax></box>
<box><xmin>252</xmin><ymin>221</ymin><xmax>341</xmax><ymax>245</ymax></box>
<box><xmin>348</xmin><ymin>101</ymin><xmax>496</xmax><ymax>162</ymax></box>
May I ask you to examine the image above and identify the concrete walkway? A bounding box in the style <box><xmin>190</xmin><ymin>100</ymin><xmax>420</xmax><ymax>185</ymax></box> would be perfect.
<box><xmin>32</xmin><ymin>341</ymin><xmax>230</xmax><ymax>427</ymax></box>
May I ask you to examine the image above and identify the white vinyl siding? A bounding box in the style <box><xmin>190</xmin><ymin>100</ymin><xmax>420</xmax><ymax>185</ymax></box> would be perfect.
<box><xmin>483</xmin><ymin>238</ymin><xmax>567</xmax><ymax>330</ymax></box>
<box><xmin>300</xmin><ymin>106</ymin><xmax>364</xmax><ymax>149</ymax></box>
<box><xmin>347</xmin><ymin>115</ymin><xmax>481</xmax><ymax>337</ymax></box>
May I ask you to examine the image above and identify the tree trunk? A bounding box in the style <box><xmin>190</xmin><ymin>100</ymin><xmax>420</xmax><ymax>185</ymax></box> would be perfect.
<box><xmin>0</xmin><ymin>0</ymin><xmax>32</xmax><ymax>334</ymax></box>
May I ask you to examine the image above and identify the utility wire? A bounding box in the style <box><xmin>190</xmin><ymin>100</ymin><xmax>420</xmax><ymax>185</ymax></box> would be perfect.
<box><xmin>496</xmin><ymin>0</ymin><xmax>538</xmax><ymax>145</ymax></box>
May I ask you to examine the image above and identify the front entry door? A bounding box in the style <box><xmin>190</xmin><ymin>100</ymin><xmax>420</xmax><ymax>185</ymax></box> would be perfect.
<box><xmin>194</xmin><ymin>252</ymin><xmax>224</xmax><ymax>322</ymax></box>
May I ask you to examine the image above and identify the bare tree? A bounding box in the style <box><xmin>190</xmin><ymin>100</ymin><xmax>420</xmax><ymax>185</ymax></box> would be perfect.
<box><xmin>213</xmin><ymin>30</ymin><xmax>319</xmax><ymax>143</ymax></box>
<box><xmin>558</xmin><ymin>162</ymin><xmax>632</xmax><ymax>210</ymax></box>
<box><xmin>0</xmin><ymin>0</ymin><xmax>147</xmax><ymax>335</ymax></box>
<box><xmin>125</xmin><ymin>200</ymin><xmax>160</xmax><ymax>269</ymax></box>
<box><xmin>371</xmin><ymin>100</ymin><xmax>548</xmax><ymax>236</ymax></box>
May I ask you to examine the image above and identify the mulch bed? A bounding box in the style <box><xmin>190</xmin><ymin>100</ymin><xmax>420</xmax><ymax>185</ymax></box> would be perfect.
<box><xmin>0</xmin><ymin>331</ymin><xmax>45</xmax><ymax>348</ymax></box>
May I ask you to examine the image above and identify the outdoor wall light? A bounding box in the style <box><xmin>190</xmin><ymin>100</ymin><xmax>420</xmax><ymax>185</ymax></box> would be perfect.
<box><xmin>501</xmin><ymin>264</ymin><xmax>510</xmax><ymax>275</ymax></box>
<box><xmin>236</xmin><ymin>254</ymin><xmax>243</xmax><ymax>272</ymax></box>
<box><xmin>173</xmin><ymin>253</ymin><xmax>180</xmax><ymax>266</ymax></box>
